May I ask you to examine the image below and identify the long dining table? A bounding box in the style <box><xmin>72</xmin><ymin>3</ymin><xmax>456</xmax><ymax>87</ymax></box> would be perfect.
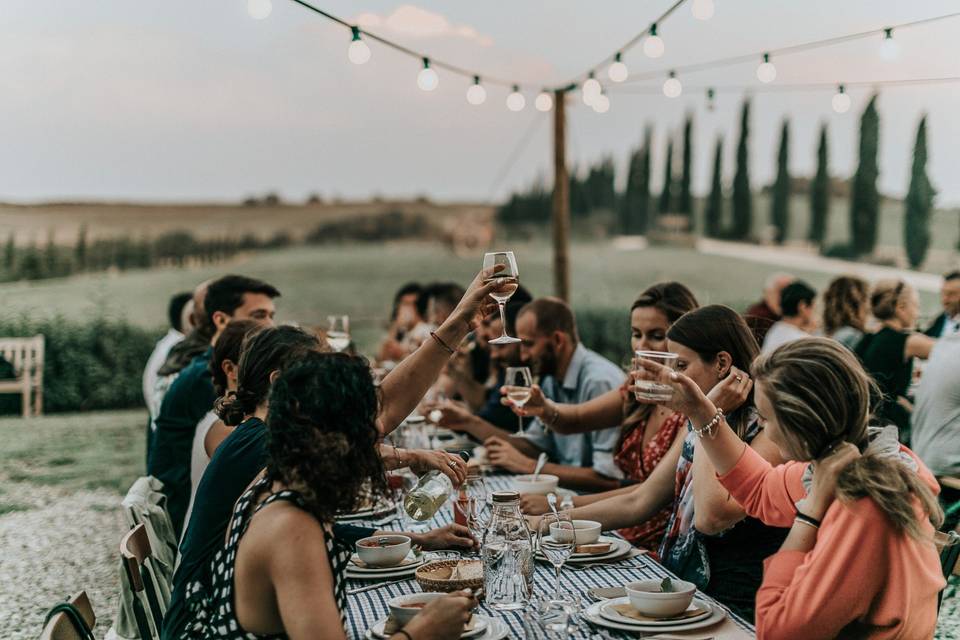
<box><xmin>341</xmin><ymin>474</ymin><xmax>756</xmax><ymax>639</ymax></box>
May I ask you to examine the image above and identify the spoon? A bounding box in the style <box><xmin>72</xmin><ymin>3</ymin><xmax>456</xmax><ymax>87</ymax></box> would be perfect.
<box><xmin>531</xmin><ymin>452</ymin><xmax>548</xmax><ymax>481</ymax></box>
<box><xmin>547</xmin><ymin>492</ymin><xmax>561</xmax><ymax>519</ymax></box>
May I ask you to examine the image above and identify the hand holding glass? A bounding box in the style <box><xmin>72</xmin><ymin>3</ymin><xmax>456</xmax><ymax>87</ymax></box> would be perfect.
<box><xmin>482</xmin><ymin>252</ymin><xmax>521</xmax><ymax>345</ymax></box>
<box><xmin>633</xmin><ymin>351</ymin><xmax>678</xmax><ymax>402</ymax></box>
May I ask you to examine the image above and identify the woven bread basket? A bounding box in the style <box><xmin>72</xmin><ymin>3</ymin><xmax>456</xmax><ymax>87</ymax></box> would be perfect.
<box><xmin>415</xmin><ymin>559</ymin><xmax>483</xmax><ymax>593</ymax></box>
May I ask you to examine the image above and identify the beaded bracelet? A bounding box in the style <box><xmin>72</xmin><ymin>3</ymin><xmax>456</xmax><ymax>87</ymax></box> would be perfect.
<box><xmin>693</xmin><ymin>407</ymin><xmax>724</xmax><ymax>439</ymax></box>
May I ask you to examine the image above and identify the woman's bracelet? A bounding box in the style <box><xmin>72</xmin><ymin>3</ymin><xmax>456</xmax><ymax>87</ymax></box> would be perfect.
<box><xmin>692</xmin><ymin>407</ymin><xmax>723</xmax><ymax>439</ymax></box>
<box><xmin>393</xmin><ymin>446</ymin><xmax>407</xmax><ymax>468</ymax></box>
<box><xmin>394</xmin><ymin>631</ymin><xmax>414</xmax><ymax>640</ymax></box>
<box><xmin>794</xmin><ymin>511</ymin><xmax>821</xmax><ymax>529</ymax></box>
<box><xmin>430</xmin><ymin>331</ymin><xmax>456</xmax><ymax>355</ymax></box>
<box><xmin>543</xmin><ymin>402</ymin><xmax>560</xmax><ymax>429</ymax></box>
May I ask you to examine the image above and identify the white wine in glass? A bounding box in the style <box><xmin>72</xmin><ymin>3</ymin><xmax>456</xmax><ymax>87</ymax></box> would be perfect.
<box><xmin>326</xmin><ymin>315</ymin><xmax>351</xmax><ymax>352</ymax></box>
<box><xmin>504</xmin><ymin>366</ymin><xmax>533</xmax><ymax>434</ymax></box>
<box><xmin>482</xmin><ymin>251</ymin><xmax>521</xmax><ymax>345</ymax></box>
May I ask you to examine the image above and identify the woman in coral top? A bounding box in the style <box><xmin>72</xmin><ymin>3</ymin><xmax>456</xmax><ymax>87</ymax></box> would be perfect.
<box><xmin>636</xmin><ymin>337</ymin><xmax>945</xmax><ymax>639</ymax></box>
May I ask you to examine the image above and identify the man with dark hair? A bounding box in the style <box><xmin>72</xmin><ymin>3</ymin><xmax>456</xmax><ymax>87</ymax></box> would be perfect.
<box><xmin>143</xmin><ymin>291</ymin><xmax>192</xmax><ymax>417</ymax></box>
<box><xmin>149</xmin><ymin>274</ymin><xmax>281</xmax><ymax>535</ymax></box>
<box><xmin>426</xmin><ymin>282</ymin><xmax>466</xmax><ymax>326</ymax></box>
<box><xmin>437</xmin><ymin>297</ymin><xmax>625</xmax><ymax>492</ymax></box>
<box><xmin>761</xmin><ymin>280</ymin><xmax>817</xmax><ymax>353</ymax></box>
<box><xmin>924</xmin><ymin>270</ymin><xmax>960</xmax><ymax>338</ymax></box>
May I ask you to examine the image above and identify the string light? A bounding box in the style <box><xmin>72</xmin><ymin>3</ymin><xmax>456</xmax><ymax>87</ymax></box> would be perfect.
<box><xmin>247</xmin><ymin>0</ymin><xmax>272</xmax><ymax>20</ymax></box>
<box><xmin>535</xmin><ymin>91</ymin><xmax>554</xmax><ymax>112</ymax></box>
<box><xmin>506</xmin><ymin>85</ymin><xmax>526</xmax><ymax>111</ymax></box>
<box><xmin>879</xmin><ymin>27</ymin><xmax>900</xmax><ymax>61</ymax></box>
<box><xmin>831</xmin><ymin>84</ymin><xmax>851</xmax><ymax>113</ymax></box>
<box><xmin>583</xmin><ymin>73</ymin><xmax>602</xmax><ymax>99</ymax></box>
<box><xmin>706</xmin><ymin>87</ymin><xmax>716</xmax><ymax>111</ymax></box>
<box><xmin>643</xmin><ymin>23</ymin><xmax>665</xmax><ymax>59</ymax></box>
<box><xmin>608</xmin><ymin>53</ymin><xmax>629</xmax><ymax>83</ymax></box>
<box><xmin>756</xmin><ymin>53</ymin><xmax>777</xmax><ymax>83</ymax></box>
<box><xmin>347</xmin><ymin>26</ymin><xmax>371</xmax><ymax>65</ymax></box>
<box><xmin>593</xmin><ymin>91</ymin><xmax>610</xmax><ymax>113</ymax></box>
<box><xmin>466</xmin><ymin>76</ymin><xmax>487</xmax><ymax>105</ymax></box>
<box><xmin>663</xmin><ymin>71</ymin><xmax>682</xmax><ymax>98</ymax></box>
<box><xmin>417</xmin><ymin>58</ymin><xmax>439</xmax><ymax>91</ymax></box>
<box><xmin>691</xmin><ymin>0</ymin><xmax>715</xmax><ymax>21</ymax></box>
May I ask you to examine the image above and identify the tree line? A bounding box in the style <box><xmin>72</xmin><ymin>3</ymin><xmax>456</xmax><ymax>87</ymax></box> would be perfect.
<box><xmin>498</xmin><ymin>93</ymin><xmax>944</xmax><ymax>269</ymax></box>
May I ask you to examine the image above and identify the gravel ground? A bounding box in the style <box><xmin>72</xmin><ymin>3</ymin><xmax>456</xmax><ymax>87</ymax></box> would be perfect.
<box><xmin>0</xmin><ymin>482</ymin><xmax>124</xmax><ymax>639</ymax></box>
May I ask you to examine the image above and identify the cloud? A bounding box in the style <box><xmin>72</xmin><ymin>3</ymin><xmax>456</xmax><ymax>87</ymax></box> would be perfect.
<box><xmin>354</xmin><ymin>5</ymin><xmax>494</xmax><ymax>47</ymax></box>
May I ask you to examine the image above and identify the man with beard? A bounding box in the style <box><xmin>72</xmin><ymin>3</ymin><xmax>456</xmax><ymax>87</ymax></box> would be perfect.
<box><xmin>437</xmin><ymin>297</ymin><xmax>624</xmax><ymax>492</ymax></box>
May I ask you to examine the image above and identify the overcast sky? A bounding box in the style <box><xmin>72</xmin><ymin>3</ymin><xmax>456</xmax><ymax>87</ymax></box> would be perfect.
<box><xmin>2</xmin><ymin>0</ymin><xmax>959</xmax><ymax>205</ymax></box>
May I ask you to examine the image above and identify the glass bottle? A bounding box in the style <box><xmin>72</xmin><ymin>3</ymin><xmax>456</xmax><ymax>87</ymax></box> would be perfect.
<box><xmin>482</xmin><ymin>490</ymin><xmax>534</xmax><ymax>610</ymax></box>
<box><xmin>403</xmin><ymin>451</ymin><xmax>470</xmax><ymax>521</ymax></box>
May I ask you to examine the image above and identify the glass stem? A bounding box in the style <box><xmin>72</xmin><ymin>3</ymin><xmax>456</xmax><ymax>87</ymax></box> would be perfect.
<box><xmin>554</xmin><ymin>565</ymin><xmax>562</xmax><ymax>600</ymax></box>
<box><xmin>498</xmin><ymin>302</ymin><xmax>507</xmax><ymax>338</ymax></box>
<box><xmin>518</xmin><ymin>412</ymin><xmax>524</xmax><ymax>434</ymax></box>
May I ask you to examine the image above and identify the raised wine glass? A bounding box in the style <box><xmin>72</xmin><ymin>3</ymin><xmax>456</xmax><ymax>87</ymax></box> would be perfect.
<box><xmin>537</xmin><ymin>511</ymin><xmax>575</xmax><ymax>601</ymax></box>
<box><xmin>504</xmin><ymin>366</ymin><xmax>533</xmax><ymax>434</ymax></box>
<box><xmin>326</xmin><ymin>315</ymin><xmax>351</xmax><ymax>352</ymax></box>
<box><xmin>482</xmin><ymin>252</ymin><xmax>521</xmax><ymax>345</ymax></box>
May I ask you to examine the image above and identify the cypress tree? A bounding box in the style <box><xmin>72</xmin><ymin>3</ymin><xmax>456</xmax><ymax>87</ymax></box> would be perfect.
<box><xmin>44</xmin><ymin>229</ymin><xmax>57</xmax><ymax>277</ymax></box>
<box><xmin>849</xmin><ymin>94</ymin><xmax>880</xmax><ymax>256</ymax></box>
<box><xmin>3</xmin><ymin>234</ymin><xmax>15</xmax><ymax>273</ymax></box>
<box><xmin>705</xmin><ymin>136</ymin><xmax>724</xmax><ymax>238</ymax></box>
<box><xmin>904</xmin><ymin>116</ymin><xmax>936</xmax><ymax>269</ymax></box>
<box><xmin>659</xmin><ymin>137</ymin><xmax>674</xmax><ymax>214</ymax></box>
<box><xmin>771</xmin><ymin>119</ymin><xmax>791</xmax><ymax>244</ymax></box>
<box><xmin>679</xmin><ymin>115</ymin><xmax>694</xmax><ymax>221</ymax></box>
<box><xmin>730</xmin><ymin>99</ymin><xmax>753</xmax><ymax>240</ymax></box>
<box><xmin>620</xmin><ymin>149</ymin><xmax>638</xmax><ymax>233</ymax></box>
<box><xmin>75</xmin><ymin>224</ymin><xmax>88</xmax><ymax>272</ymax></box>
<box><xmin>638</xmin><ymin>126</ymin><xmax>653</xmax><ymax>233</ymax></box>
<box><xmin>809</xmin><ymin>123</ymin><xmax>830</xmax><ymax>246</ymax></box>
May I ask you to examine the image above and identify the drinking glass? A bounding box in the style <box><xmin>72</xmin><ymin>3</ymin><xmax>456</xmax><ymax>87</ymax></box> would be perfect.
<box><xmin>326</xmin><ymin>315</ymin><xmax>351</xmax><ymax>352</ymax></box>
<box><xmin>453</xmin><ymin>475</ymin><xmax>490</xmax><ymax>554</ymax></box>
<box><xmin>522</xmin><ymin>595</ymin><xmax>581</xmax><ymax>639</ymax></box>
<box><xmin>633</xmin><ymin>350</ymin><xmax>679</xmax><ymax>402</ymax></box>
<box><xmin>537</xmin><ymin>512</ymin><xmax>575</xmax><ymax>601</ymax></box>
<box><xmin>482</xmin><ymin>252</ymin><xmax>521</xmax><ymax>345</ymax></box>
<box><xmin>504</xmin><ymin>367</ymin><xmax>533</xmax><ymax>434</ymax></box>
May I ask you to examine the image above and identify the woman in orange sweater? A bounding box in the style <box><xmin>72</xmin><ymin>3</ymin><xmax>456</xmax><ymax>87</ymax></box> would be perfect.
<box><xmin>635</xmin><ymin>337</ymin><xmax>944</xmax><ymax>639</ymax></box>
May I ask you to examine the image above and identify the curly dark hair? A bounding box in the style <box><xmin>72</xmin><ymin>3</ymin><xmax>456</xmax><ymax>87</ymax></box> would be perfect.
<box><xmin>215</xmin><ymin>325</ymin><xmax>324</xmax><ymax>426</ymax></box>
<box><xmin>265</xmin><ymin>352</ymin><xmax>387</xmax><ymax>523</ymax></box>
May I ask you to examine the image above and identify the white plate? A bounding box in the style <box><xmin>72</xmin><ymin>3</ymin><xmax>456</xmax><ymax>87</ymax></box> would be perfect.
<box><xmin>566</xmin><ymin>539</ymin><xmax>634</xmax><ymax>564</ymax></box>
<box><xmin>346</xmin><ymin>563</ymin><xmax>421</xmax><ymax>580</ymax></box>
<box><xmin>583</xmin><ymin>597</ymin><xmax>727</xmax><ymax>633</ymax></box>
<box><xmin>568</xmin><ymin>535</ymin><xmax>625</xmax><ymax>558</ymax></box>
<box><xmin>349</xmin><ymin>553</ymin><xmax>425</xmax><ymax>574</ymax></box>
<box><xmin>599</xmin><ymin>597</ymin><xmax>712</xmax><ymax>627</ymax></box>
<box><xmin>366</xmin><ymin>615</ymin><xmax>503</xmax><ymax>640</ymax></box>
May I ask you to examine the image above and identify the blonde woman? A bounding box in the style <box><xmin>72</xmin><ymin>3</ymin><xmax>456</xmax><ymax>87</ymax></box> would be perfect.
<box><xmin>821</xmin><ymin>275</ymin><xmax>869</xmax><ymax>350</ymax></box>
<box><xmin>636</xmin><ymin>338</ymin><xmax>944</xmax><ymax>639</ymax></box>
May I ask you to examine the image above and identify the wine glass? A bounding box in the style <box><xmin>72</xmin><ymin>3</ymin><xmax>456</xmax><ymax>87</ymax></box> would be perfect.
<box><xmin>482</xmin><ymin>252</ymin><xmax>521</xmax><ymax>345</ymax></box>
<box><xmin>504</xmin><ymin>366</ymin><xmax>533</xmax><ymax>434</ymax></box>
<box><xmin>537</xmin><ymin>511</ymin><xmax>575</xmax><ymax>601</ymax></box>
<box><xmin>453</xmin><ymin>475</ymin><xmax>490</xmax><ymax>554</ymax></box>
<box><xmin>326</xmin><ymin>315</ymin><xmax>351</xmax><ymax>352</ymax></box>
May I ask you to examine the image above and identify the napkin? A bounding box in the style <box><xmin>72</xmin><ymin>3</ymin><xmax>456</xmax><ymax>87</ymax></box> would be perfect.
<box><xmin>611</xmin><ymin>602</ymin><xmax>707</xmax><ymax>622</ymax></box>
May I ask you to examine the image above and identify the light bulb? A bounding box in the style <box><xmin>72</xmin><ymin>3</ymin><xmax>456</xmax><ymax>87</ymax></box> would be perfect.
<box><xmin>608</xmin><ymin>54</ymin><xmax>628</xmax><ymax>83</ymax></box>
<box><xmin>879</xmin><ymin>29</ymin><xmax>900</xmax><ymax>61</ymax></box>
<box><xmin>535</xmin><ymin>92</ymin><xmax>553</xmax><ymax>112</ymax></box>
<box><xmin>593</xmin><ymin>94</ymin><xmax>610</xmax><ymax>113</ymax></box>
<box><xmin>643</xmin><ymin>25</ymin><xmax>665</xmax><ymax>58</ymax></box>
<box><xmin>706</xmin><ymin>87</ymin><xmax>716</xmax><ymax>111</ymax></box>
<box><xmin>506</xmin><ymin>87</ymin><xmax>526</xmax><ymax>112</ymax></box>
<box><xmin>417</xmin><ymin>59</ymin><xmax>438</xmax><ymax>91</ymax></box>
<box><xmin>756</xmin><ymin>54</ymin><xmax>776</xmax><ymax>83</ymax></box>
<box><xmin>832</xmin><ymin>86</ymin><xmax>851</xmax><ymax>114</ymax></box>
<box><xmin>347</xmin><ymin>29</ymin><xmax>371</xmax><ymax>65</ymax></box>
<box><xmin>466</xmin><ymin>82</ymin><xmax>486</xmax><ymax>106</ymax></box>
<box><xmin>691</xmin><ymin>0</ymin><xmax>715</xmax><ymax>20</ymax></box>
<box><xmin>247</xmin><ymin>0</ymin><xmax>272</xmax><ymax>20</ymax></box>
<box><xmin>663</xmin><ymin>72</ymin><xmax>682</xmax><ymax>98</ymax></box>
<box><xmin>583</xmin><ymin>77</ymin><xmax>602</xmax><ymax>98</ymax></box>
<box><xmin>582</xmin><ymin>90</ymin><xmax>596</xmax><ymax>106</ymax></box>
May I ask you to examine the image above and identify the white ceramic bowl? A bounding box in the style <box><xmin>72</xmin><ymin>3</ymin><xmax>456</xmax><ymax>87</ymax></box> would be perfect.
<box><xmin>625</xmin><ymin>579</ymin><xmax>697</xmax><ymax>617</ymax></box>
<box><xmin>388</xmin><ymin>592</ymin><xmax>446</xmax><ymax>626</ymax></box>
<box><xmin>512</xmin><ymin>474</ymin><xmax>559</xmax><ymax>495</ymax></box>
<box><xmin>355</xmin><ymin>534</ymin><xmax>411</xmax><ymax>568</ymax></box>
<box><xmin>550</xmin><ymin>519</ymin><xmax>602</xmax><ymax>545</ymax></box>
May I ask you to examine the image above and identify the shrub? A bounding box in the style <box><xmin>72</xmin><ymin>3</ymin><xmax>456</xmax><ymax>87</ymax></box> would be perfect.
<box><xmin>576</xmin><ymin>307</ymin><xmax>630</xmax><ymax>367</ymax></box>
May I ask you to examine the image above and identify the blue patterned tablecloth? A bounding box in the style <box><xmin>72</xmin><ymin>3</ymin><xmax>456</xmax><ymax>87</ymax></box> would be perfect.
<box><xmin>344</xmin><ymin>474</ymin><xmax>755</xmax><ymax>639</ymax></box>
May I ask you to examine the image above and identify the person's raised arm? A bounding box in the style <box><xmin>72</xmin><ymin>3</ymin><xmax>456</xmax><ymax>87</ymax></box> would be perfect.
<box><xmin>376</xmin><ymin>269</ymin><xmax>498</xmax><ymax>435</ymax></box>
<box><xmin>501</xmin><ymin>385</ymin><xmax>625</xmax><ymax>435</ymax></box>
<box><xmin>905</xmin><ymin>332</ymin><xmax>935</xmax><ymax>360</ymax></box>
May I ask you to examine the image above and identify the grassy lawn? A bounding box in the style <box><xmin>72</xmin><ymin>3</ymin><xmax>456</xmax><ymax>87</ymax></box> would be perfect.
<box><xmin>0</xmin><ymin>409</ymin><xmax>145</xmax><ymax>497</ymax></box>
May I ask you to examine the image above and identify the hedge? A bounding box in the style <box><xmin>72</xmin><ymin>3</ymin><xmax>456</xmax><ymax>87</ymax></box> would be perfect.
<box><xmin>576</xmin><ymin>307</ymin><xmax>631</xmax><ymax>368</ymax></box>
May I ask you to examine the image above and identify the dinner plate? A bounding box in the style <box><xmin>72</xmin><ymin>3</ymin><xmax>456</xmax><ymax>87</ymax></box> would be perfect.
<box><xmin>369</xmin><ymin>615</ymin><xmax>488</xmax><ymax>639</ymax></box>
<box><xmin>348</xmin><ymin>553</ymin><xmax>424</xmax><ymax>574</ymax></box>
<box><xmin>568</xmin><ymin>535</ymin><xmax>626</xmax><ymax>558</ymax></box>
<box><xmin>346</xmin><ymin>561</ymin><xmax>423</xmax><ymax>580</ymax></box>
<box><xmin>599</xmin><ymin>597</ymin><xmax>712</xmax><ymax>627</ymax></box>
<box><xmin>366</xmin><ymin>615</ymin><xmax>505</xmax><ymax>640</ymax></box>
<box><xmin>564</xmin><ymin>539</ymin><xmax>634</xmax><ymax>564</ymax></box>
<box><xmin>583</xmin><ymin>597</ymin><xmax>727</xmax><ymax>633</ymax></box>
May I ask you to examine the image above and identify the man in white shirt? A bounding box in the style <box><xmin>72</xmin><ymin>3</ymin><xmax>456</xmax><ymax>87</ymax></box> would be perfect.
<box><xmin>142</xmin><ymin>292</ymin><xmax>193</xmax><ymax>420</ymax></box>
<box><xmin>762</xmin><ymin>280</ymin><xmax>817</xmax><ymax>353</ymax></box>
<box><xmin>923</xmin><ymin>270</ymin><xmax>960</xmax><ymax>338</ymax></box>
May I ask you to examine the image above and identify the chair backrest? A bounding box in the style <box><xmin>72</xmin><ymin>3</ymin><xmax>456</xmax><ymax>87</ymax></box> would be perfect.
<box><xmin>121</xmin><ymin>524</ymin><xmax>167</xmax><ymax>639</ymax></box>
<box><xmin>122</xmin><ymin>476</ymin><xmax>177</xmax><ymax>588</ymax></box>
<box><xmin>0</xmin><ymin>335</ymin><xmax>43</xmax><ymax>378</ymax></box>
<box><xmin>936</xmin><ymin>529</ymin><xmax>960</xmax><ymax>612</ymax></box>
<box><xmin>39</xmin><ymin>590</ymin><xmax>96</xmax><ymax>640</ymax></box>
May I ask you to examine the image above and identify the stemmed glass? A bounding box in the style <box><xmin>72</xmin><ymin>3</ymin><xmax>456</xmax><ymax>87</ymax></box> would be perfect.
<box><xmin>482</xmin><ymin>252</ymin><xmax>521</xmax><ymax>345</ymax></box>
<box><xmin>537</xmin><ymin>511</ymin><xmax>575</xmax><ymax>601</ymax></box>
<box><xmin>504</xmin><ymin>366</ymin><xmax>533</xmax><ymax>434</ymax></box>
<box><xmin>326</xmin><ymin>315</ymin><xmax>351</xmax><ymax>352</ymax></box>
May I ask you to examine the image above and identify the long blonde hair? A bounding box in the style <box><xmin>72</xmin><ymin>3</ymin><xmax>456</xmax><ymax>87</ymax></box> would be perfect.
<box><xmin>752</xmin><ymin>338</ymin><xmax>942</xmax><ymax>538</ymax></box>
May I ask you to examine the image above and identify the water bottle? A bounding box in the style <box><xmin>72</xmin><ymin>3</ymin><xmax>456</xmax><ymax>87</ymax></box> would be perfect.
<box><xmin>482</xmin><ymin>490</ymin><xmax>534</xmax><ymax>610</ymax></box>
<box><xmin>403</xmin><ymin>451</ymin><xmax>470</xmax><ymax>521</ymax></box>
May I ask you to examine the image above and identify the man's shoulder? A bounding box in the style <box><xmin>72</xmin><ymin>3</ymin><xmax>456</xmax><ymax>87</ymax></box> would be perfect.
<box><xmin>578</xmin><ymin>348</ymin><xmax>625</xmax><ymax>386</ymax></box>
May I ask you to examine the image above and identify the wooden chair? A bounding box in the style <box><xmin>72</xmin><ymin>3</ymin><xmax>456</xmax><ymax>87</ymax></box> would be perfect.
<box><xmin>120</xmin><ymin>524</ymin><xmax>166</xmax><ymax>639</ymax></box>
<box><xmin>0</xmin><ymin>335</ymin><xmax>44</xmax><ymax>417</ymax></box>
<box><xmin>935</xmin><ymin>529</ymin><xmax>960</xmax><ymax>611</ymax></box>
<box><xmin>40</xmin><ymin>590</ymin><xmax>96</xmax><ymax>640</ymax></box>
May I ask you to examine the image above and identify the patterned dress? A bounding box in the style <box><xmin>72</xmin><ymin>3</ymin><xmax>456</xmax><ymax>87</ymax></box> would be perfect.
<box><xmin>182</xmin><ymin>477</ymin><xmax>352</xmax><ymax>639</ymax></box>
<box><xmin>613</xmin><ymin>411</ymin><xmax>685</xmax><ymax>552</ymax></box>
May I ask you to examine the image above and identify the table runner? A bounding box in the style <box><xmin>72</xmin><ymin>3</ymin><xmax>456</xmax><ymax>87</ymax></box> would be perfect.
<box><xmin>344</xmin><ymin>474</ymin><xmax>755</xmax><ymax>639</ymax></box>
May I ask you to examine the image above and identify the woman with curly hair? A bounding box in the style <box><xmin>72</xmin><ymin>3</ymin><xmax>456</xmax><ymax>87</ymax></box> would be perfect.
<box><xmin>186</xmin><ymin>353</ymin><xmax>477</xmax><ymax>639</ymax></box>
<box><xmin>821</xmin><ymin>275</ymin><xmax>869</xmax><ymax>351</ymax></box>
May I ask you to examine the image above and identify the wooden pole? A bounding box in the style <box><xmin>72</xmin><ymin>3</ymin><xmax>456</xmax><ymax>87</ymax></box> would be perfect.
<box><xmin>551</xmin><ymin>89</ymin><xmax>571</xmax><ymax>302</ymax></box>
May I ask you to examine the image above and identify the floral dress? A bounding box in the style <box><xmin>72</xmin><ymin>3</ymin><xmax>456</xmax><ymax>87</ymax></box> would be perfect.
<box><xmin>183</xmin><ymin>476</ymin><xmax>352</xmax><ymax>639</ymax></box>
<box><xmin>613</xmin><ymin>411</ymin><xmax>685</xmax><ymax>551</ymax></box>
